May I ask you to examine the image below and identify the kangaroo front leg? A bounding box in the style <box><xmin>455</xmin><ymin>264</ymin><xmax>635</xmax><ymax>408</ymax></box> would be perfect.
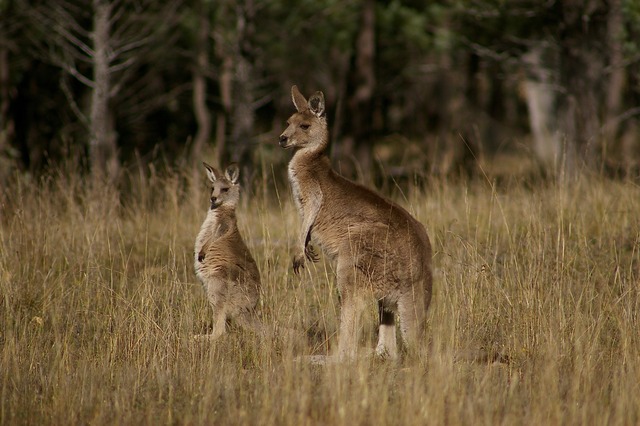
<box><xmin>293</xmin><ymin>184</ymin><xmax>323</xmax><ymax>274</ymax></box>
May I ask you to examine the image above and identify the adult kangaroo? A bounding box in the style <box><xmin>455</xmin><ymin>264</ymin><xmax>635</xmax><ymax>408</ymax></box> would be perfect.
<box><xmin>279</xmin><ymin>85</ymin><xmax>433</xmax><ymax>360</ymax></box>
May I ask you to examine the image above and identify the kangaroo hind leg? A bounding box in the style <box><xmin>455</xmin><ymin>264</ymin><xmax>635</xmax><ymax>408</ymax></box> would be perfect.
<box><xmin>337</xmin><ymin>289</ymin><xmax>367</xmax><ymax>361</ymax></box>
<box><xmin>194</xmin><ymin>304</ymin><xmax>227</xmax><ymax>341</ymax></box>
<box><xmin>376</xmin><ymin>298</ymin><xmax>398</xmax><ymax>360</ymax></box>
<box><xmin>397</xmin><ymin>288</ymin><xmax>426</xmax><ymax>356</ymax></box>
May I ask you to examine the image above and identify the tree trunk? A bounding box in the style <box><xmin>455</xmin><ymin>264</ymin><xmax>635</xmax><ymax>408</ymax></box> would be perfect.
<box><xmin>0</xmin><ymin>45</ymin><xmax>13</xmax><ymax>153</ymax></box>
<box><xmin>230</xmin><ymin>53</ymin><xmax>255</xmax><ymax>192</ymax></box>
<box><xmin>229</xmin><ymin>0</ymin><xmax>256</xmax><ymax>190</ymax></box>
<box><xmin>556</xmin><ymin>1</ymin><xmax>607</xmax><ymax>178</ymax></box>
<box><xmin>191</xmin><ymin>0</ymin><xmax>211</xmax><ymax>166</ymax></box>
<box><xmin>522</xmin><ymin>46</ymin><xmax>561</xmax><ymax>170</ymax></box>
<box><xmin>230</xmin><ymin>56</ymin><xmax>254</xmax><ymax>164</ymax></box>
<box><xmin>603</xmin><ymin>0</ymin><xmax>626</xmax><ymax>159</ymax></box>
<box><xmin>90</xmin><ymin>0</ymin><xmax>118</xmax><ymax>181</ymax></box>
<box><xmin>343</xmin><ymin>0</ymin><xmax>376</xmax><ymax>183</ymax></box>
<box><xmin>0</xmin><ymin>43</ymin><xmax>14</xmax><ymax>198</ymax></box>
<box><xmin>214</xmin><ymin>39</ymin><xmax>232</xmax><ymax>169</ymax></box>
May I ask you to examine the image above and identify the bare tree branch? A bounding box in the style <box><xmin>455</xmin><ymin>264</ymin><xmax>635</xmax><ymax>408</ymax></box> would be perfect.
<box><xmin>602</xmin><ymin>107</ymin><xmax>640</xmax><ymax>132</ymax></box>
<box><xmin>60</xmin><ymin>76</ymin><xmax>90</xmax><ymax>128</ymax></box>
<box><xmin>108</xmin><ymin>56</ymin><xmax>137</xmax><ymax>75</ymax></box>
<box><xmin>50</xmin><ymin>3</ymin><xmax>92</xmax><ymax>39</ymax></box>
<box><xmin>110</xmin><ymin>34</ymin><xmax>155</xmax><ymax>59</ymax></box>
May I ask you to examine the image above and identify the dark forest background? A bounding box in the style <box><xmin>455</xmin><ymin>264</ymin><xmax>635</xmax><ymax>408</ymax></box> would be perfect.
<box><xmin>1</xmin><ymin>0</ymin><xmax>639</xmax><ymax>188</ymax></box>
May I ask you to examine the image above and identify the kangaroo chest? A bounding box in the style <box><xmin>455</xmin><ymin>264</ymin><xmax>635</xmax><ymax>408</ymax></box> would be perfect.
<box><xmin>288</xmin><ymin>161</ymin><xmax>314</xmax><ymax>214</ymax></box>
<box><xmin>288</xmin><ymin>157</ymin><xmax>344</xmax><ymax>255</ymax></box>
<box><xmin>288</xmin><ymin>164</ymin><xmax>302</xmax><ymax>210</ymax></box>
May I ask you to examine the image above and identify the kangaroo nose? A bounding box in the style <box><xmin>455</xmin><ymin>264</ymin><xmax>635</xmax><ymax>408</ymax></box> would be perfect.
<box><xmin>279</xmin><ymin>135</ymin><xmax>288</xmax><ymax>147</ymax></box>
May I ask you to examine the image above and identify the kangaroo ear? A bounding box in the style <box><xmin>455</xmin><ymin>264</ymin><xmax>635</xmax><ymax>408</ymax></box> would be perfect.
<box><xmin>308</xmin><ymin>91</ymin><xmax>325</xmax><ymax>118</ymax></box>
<box><xmin>203</xmin><ymin>162</ymin><xmax>220</xmax><ymax>183</ymax></box>
<box><xmin>291</xmin><ymin>85</ymin><xmax>308</xmax><ymax>112</ymax></box>
<box><xmin>224</xmin><ymin>163</ymin><xmax>240</xmax><ymax>184</ymax></box>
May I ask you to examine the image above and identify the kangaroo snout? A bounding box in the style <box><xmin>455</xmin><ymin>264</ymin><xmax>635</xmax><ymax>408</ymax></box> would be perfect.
<box><xmin>210</xmin><ymin>196</ymin><xmax>219</xmax><ymax>209</ymax></box>
<box><xmin>279</xmin><ymin>134</ymin><xmax>289</xmax><ymax>147</ymax></box>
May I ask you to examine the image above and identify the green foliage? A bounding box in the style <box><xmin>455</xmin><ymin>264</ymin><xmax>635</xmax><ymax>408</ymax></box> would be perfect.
<box><xmin>2</xmin><ymin>0</ymin><xmax>640</xmax><ymax>175</ymax></box>
<box><xmin>449</xmin><ymin>1</ymin><xmax>560</xmax><ymax>57</ymax></box>
<box><xmin>622</xmin><ymin>0</ymin><xmax>640</xmax><ymax>55</ymax></box>
<box><xmin>378</xmin><ymin>1</ymin><xmax>432</xmax><ymax>51</ymax></box>
<box><xmin>260</xmin><ymin>0</ymin><xmax>360</xmax><ymax>82</ymax></box>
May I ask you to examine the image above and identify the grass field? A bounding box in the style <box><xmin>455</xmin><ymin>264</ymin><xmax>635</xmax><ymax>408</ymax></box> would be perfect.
<box><xmin>1</xmin><ymin>167</ymin><xmax>639</xmax><ymax>425</ymax></box>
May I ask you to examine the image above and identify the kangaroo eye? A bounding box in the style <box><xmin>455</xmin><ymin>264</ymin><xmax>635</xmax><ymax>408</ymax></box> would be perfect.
<box><xmin>221</xmin><ymin>188</ymin><xmax>229</xmax><ymax>193</ymax></box>
<box><xmin>300</xmin><ymin>124</ymin><xmax>310</xmax><ymax>130</ymax></box>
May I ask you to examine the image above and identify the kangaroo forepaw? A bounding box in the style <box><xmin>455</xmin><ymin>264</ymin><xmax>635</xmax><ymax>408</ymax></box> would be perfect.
<box><xmin>293</xmin><ymin>254</ymin><xmax>305</xmax><ymax>275</ymax></box>
<box><xmin>305</xmin><ymin>244</ymin><xmax>319</xmax><ymax>262</ymax></box>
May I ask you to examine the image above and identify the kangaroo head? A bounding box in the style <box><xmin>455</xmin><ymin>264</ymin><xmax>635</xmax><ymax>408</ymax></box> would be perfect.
<box><xmin>279</xmin><ymin>85</ymin><xmax>328</xmax><ymax>152</ymax></box>
<box><xmin>203</xmin><ymin>162</ymin><xmax>240</xmax><ymax>210</ymax></box>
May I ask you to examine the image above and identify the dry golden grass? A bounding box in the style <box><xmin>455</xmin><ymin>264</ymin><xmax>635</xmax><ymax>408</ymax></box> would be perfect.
<box><xmin>1</xmin><ymin>168</ymin><xmax>639</xmax><ymax>425</ymax></box>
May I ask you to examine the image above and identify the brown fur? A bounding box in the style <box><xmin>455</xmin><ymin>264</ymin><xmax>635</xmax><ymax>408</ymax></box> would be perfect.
<box><xmin>194</xmin><ymin>163</ymin><xmax>262</xmax><ymax>340</ymax></box>
<box><xmin>279</xmin><ymin>86</ymin><xmax>433</xmax><ymax>360</ymax></box>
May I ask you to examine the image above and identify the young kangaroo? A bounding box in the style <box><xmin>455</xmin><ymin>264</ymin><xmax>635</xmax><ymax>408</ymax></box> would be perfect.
<box><xmin>279</xmin><ymin>86</ymin><xmax>433</xmax><ymax>361</ymax></box>
<box><xmin>194</xmin><ymin>163</ymin><xmax>262</xmax><ymax>340</ymax></box>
